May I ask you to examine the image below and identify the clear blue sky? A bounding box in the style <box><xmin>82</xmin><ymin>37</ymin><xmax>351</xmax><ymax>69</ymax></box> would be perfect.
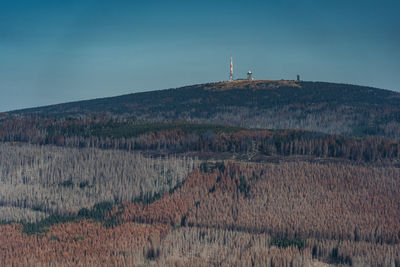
<box><xmin>1</xmin><ymin>0</ymin><xmax>399</xmax><ymax>112</ymax></box>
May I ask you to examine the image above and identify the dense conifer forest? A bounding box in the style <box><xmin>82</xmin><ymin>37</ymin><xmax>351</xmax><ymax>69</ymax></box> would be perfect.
<box><xmin>10</xmin><ymin>80</ymin><xmax>400</xmax><ymax>138</ymax></box>
<box><xmin>1</xmin><ymin>81</ymin><xmax>400</xmax><ymax>266</ymax></box>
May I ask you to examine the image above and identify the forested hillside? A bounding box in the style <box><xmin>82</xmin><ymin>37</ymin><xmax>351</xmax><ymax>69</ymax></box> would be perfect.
<box><xmin>0</xmin><ymin>143</ymin><xmax>197</xmax><ymax>220</ymax></box>
<box><xmin>1</xmin><ymin>159</ymin><xmax>400</xmax><ymax>266</ymax></box>
<box><xmin>1</xmin><ymin>80</ymin><xmax>400</xmax><ymax>266</ymax></box>
<box><xmin>9</xmin><ymin>80</ymin><xmax>400</xmax><ymax>138</ymax></box>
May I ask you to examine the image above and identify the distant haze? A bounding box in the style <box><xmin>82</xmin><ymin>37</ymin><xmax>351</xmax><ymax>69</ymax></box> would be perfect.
<box><xmin>1</xmin><ymin>0</ymin><xmax>399</xmax><ymax>112</ymax></box>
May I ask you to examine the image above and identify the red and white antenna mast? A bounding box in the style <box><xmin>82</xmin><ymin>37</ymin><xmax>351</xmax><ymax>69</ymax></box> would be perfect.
<box><xmin>229</xmin><ymin>55</ymin><xmax>233</xmax><ymax>81</ymax></box>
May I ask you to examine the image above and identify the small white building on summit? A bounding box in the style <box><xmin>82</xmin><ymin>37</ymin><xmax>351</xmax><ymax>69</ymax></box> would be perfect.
<box><xmin>247</xmin><ymin>70</ymin><xmax>253</xmax><ymax>80</ymax></box>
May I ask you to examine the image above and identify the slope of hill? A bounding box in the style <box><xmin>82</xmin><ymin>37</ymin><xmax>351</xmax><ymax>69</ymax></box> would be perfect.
<box><xmin>11</xmin><ymin>80</ymin><xmax>400</xmax><ymax>138</ymax></box>
<box><xmin>2</xmin><ymin>158</ymin><xmax>400</xmax><ymax>266</ymax></box>
<box><xmin>1</xmin><ymin>80</ymin><xmax>400</xmax><ymax>266</ymax></box>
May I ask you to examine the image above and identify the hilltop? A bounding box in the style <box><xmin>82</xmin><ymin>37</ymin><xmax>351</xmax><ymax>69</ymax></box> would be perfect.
<box><xmin>10</xmin><ymin>80</ymin><xmax>400</xmax><ymax>139</ymax></box>
<box><xmin>203</xmin><ymin>79</ymin><xmax>302</xmax><ymax>90</ymax></box>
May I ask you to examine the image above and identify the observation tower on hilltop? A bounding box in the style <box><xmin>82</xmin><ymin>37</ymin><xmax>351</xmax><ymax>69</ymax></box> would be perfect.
<box><xmin>229</xmin><ymin>56</ymin><xmax>233</xmax><ymax>81</ymax></box>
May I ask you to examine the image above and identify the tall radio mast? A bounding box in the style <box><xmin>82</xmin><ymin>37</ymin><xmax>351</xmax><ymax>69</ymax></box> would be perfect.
<box><xmin>229</xmin><ymin>55</ymin><xmax>233</xmax><ymax>81</ymax></box>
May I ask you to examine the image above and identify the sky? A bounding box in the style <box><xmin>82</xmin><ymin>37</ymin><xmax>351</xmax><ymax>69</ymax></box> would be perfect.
<box><xmin>1</xmin><ymin>0</ymin><xmax>399</xmax><ymax>112</ymax></box>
